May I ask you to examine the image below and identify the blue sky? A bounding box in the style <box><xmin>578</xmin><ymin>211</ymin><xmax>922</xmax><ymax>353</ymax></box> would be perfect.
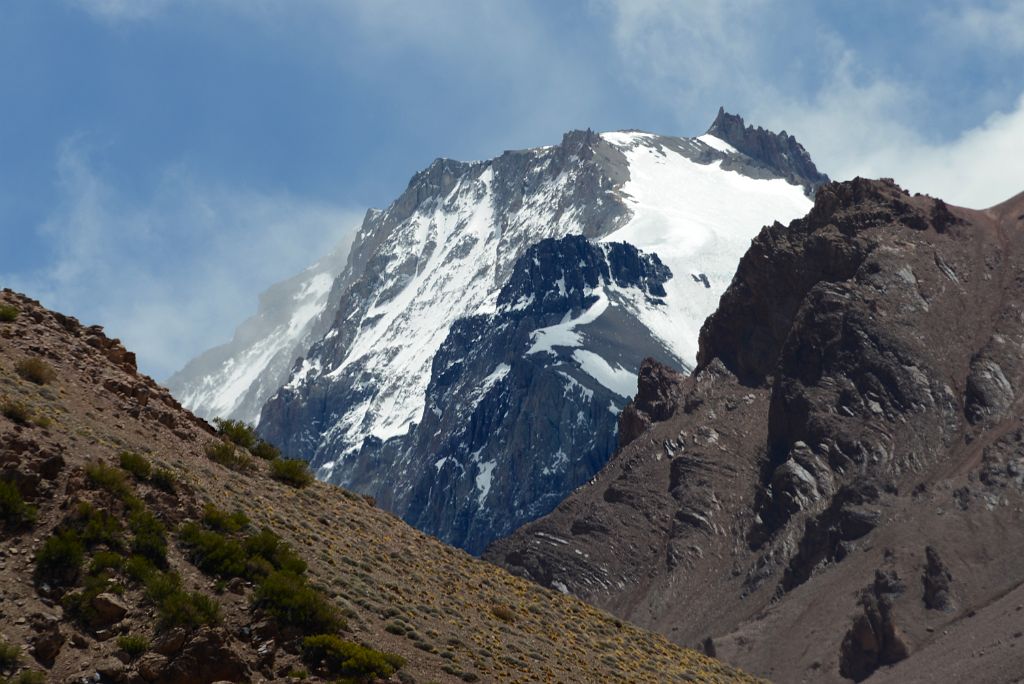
<box><xmin>3</xmin><ymin>0</ymin><xmax>1023</xmax><ymax>379</ymax></box>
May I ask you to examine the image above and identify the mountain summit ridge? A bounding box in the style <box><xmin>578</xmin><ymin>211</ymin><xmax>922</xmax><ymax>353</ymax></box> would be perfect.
<box><xmin>706</xmin><ymin>106</ymin><xmax>829</xmax><ymax>194</ymax></box>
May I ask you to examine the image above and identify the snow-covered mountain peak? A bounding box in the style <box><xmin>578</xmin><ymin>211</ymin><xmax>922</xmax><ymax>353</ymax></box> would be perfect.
<box><xmin>258</xmin><ymin>115</ymin><xmax>814</xmax><ymax>478</ymax></box>
<box><xmin>166</xmin><ymin>237</ymin><xmax>351</xmax><ymax>425</ymax></box>
<box><xmin>174</xmin><ymin>110</ymin><xmax>827</xmax><ymax>554</ymax></box>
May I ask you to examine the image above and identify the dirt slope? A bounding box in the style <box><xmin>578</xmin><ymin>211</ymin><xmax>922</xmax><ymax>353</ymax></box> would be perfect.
<box><xmin>0</xmin><ymin>288</ymin><xmax>754</xmax><ymax>683</ymax></box>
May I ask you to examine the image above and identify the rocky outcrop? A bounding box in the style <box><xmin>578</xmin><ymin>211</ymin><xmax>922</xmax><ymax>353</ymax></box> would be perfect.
<box><xmin>922</xmin><ymin>546</ymin><xmax>955</xmax><ymax>612</ymax></box>
<box><xmin>618</xmin><ymin>359</ymin><xmax>685</xmax><ymax>449</ymax></box>
<box><xmin>90</xmin><ymin>593</ymin><xmax>128</xmax><ymax>628</ymax></box>
<box><xmin>707</xmin><ymin>107</ymin><xmax>830</xmax><ymax>194</ymax></box>
<box><xmin>487</xmin><ymin>182</ymin><xmax>1024</xmax><ymax>682</ymax></box>
<box><xmin>154</xmin><ymin>628</ymin><xmax>250</xmax><ymax>684</ymax></box>
<box><xmin>839</xmin><ymin>570</ymin><xmax>910</xmax><ymax>682</ymax></box>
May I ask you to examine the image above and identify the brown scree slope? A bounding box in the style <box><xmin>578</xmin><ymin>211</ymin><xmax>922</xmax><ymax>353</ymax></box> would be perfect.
<box><xmin>487</xmin><ymin>179</ymin><xmax>1024</xmax><ymax>683</ymax></box>
<box><xmin>0</xmin><ymin>288</ymin><xmax>757</xmax><ymax>683</ymax></box>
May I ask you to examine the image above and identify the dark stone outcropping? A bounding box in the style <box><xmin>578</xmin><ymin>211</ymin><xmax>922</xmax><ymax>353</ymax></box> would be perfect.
<box><xmin>840</xmin><ymin>570</ymin><xmax>910</xmax><ymax>681</ymax></box>
<box><xmin>618</xmin><ymin>358</ymin><xmax>685</xmax><ymax>449</ymax></box>
<box><xmin>707</xmin><ymin>107</ymin><xmax>830</xmax><ymax>195</ymax></box>
<box><xmin>922</xmin><ymin>546</ymin><xmax>956</xmax><ymax>612</ymax></box>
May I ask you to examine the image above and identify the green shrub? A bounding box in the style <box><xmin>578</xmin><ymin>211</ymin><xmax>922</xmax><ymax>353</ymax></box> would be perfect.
<box><xmin>141</xmin><ymin>567</ymin><xmax>181</xmax><ymax>602</ymax></box>
<box><xmin>72</xmin><ymin>502</ymin><xmax>123</xmax><ymax>549</ymax></box>
<box><xmin>32</xmin><ymin>414</ymin><xmax>52</xmax><ymax>429</ymax></box>
<box><xmin>89</xmin><ymin>550</ymin><xmax>125</xmax><ymax>574</ymax></box>
<box><xmin>201</xmin><ymin>504</ymin><xmax>249</xmax><ymax>533</ymax></box>
<box><xmin>150</xmin><ymin>468</ymin><xmax>177</xmax><ymax>494</ymax></box>
<box><xmin>8</xmin><ymin>671</ymin><xmax>47</xmax><ymax>684</ymax></box>
<box><xmin>213</xmin><ymin>418</ymin><xmax>258</xmax><ymax>449</ymax></box>
<box><xmin>116</xmin><ymin>634</ymin><xmax>149</xmax><ymax>660</ymax></box>
<box><xmin>243</xmin><ymin>528</ymin><xmax>307</xmax><ymax>576</ymax></box>
<box><xmin>0</xmin><ymin>304</ymin><xmax>18</xmax><ymax>322</ymax></box>
<box><xmin>157</xmin><ymin>588</ymin><xmax>221</xmax><ymax>631</ymax></box>
<box><xmin>1</xmin><ymin>399</ymin><xmax>31</xmax><ymax>425</ymax></box>
<box><xmin>205</xmin><ymin>441</ymin><xmax>252</xmax><ymax>472</ymax></box>
<box><xmin>301</xmin><ymin>634</ymin><xmax>404</xmax><ymax>680</ymax></box>
<box><xmin>129</xmin><ymin>509</ymin><xmax>167</xmax><ymax>568</ymax></box>
<box><xmin>141</xmin><ymin>569</ymin><xmax>220</xmax><ymax>631</ymax></box>
<box><xmin>85</xmin><ymin>461</ymin><xmax>133</xmax><ymax>499</ymax></box>
<box><xmin>0</xmin><ymin>479</ymin><xmax>37</xmax><ymax>528</ymax></box>
<box><xmin>251</xmin><ymin>440</ymin><xmax>281</xmax><ymax>461</ymax></box>
<box><xmin>118</xmin><ymin>451</ymin><xmax>151</xmax><ymax>480</ymax></box>
<box><xmin>125</xmin><ymin>554</ymin><xmax>158</xmax><ymax>583</ymax></box>
<box><xmin>270</xmin><ymin>458</ymin><xmax>314</xmax><ymax>488</ymax></box>
<box><xmin>178</xmin><ymin>522</ymin><xmax>248</xmax><ymax>578</ymax></box>
<box><xmin>253</xmin><ymin>570</ymin><xmax>343</xmax><ymax>634</ymax></box>
<box><xmin>0</xmin><ymin>639</ymin><xmax>21</xmax><ymax>670</ymax></box>
<box><xmin>179</xmin><ymin>519</ymin><xmax>304</xmax><ymax>581</ymax></box>
<box><xmin>15</xmin><ymin>357</ymin><xmax>56</xmax><ymax>385</ymax></box>
<box><xmin>35</xmin><ymin>529</ymin><xmax>84</xmax><ymax>587</ymax></box>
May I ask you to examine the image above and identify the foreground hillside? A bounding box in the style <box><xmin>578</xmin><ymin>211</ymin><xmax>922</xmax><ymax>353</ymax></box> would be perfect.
<box><xmin>0</xmin><ymin>289</ymin><xmax>753</xmax><ymax>683</ymax></box>
<box><xmin>488</xmin><ymin>179</ymin><xmax>1024</xmax><ymax>683</ymax></box>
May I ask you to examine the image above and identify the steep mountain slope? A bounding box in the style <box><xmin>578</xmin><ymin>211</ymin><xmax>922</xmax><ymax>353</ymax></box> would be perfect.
<box><xmin>166</xmin><ymin>237</ymin><xmax>351</xmax><ymax>425</ymax></box>
<box><xmin>255</xmin><ymin>111</ymin><xmax>824</xmax><ymax>553</ymax></box>
<box><xmin>368</xmin><ymin>235</ymin><xmax>677</xmax><ymax>553</ymax></box>
<box><xmin>0</xmin><ymin>288</ymin><xmax>756</xmax><ymax>683</ymax></box>
<box><xmin>487</xmin><ymin>180</ymin><xmax>1024</xmax><ymax>683</ymax></box>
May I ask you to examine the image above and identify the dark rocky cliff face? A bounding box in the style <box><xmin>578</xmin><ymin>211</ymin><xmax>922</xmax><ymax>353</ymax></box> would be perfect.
<box><xmin>487</xmin><ymin>180</ymin><xmax>1024</xmax><ymax>683</ymax></box>
<box><xmin>323</xmin><ymin>235</ymin><xmax>677</xmax><ymax>554</ymax></box>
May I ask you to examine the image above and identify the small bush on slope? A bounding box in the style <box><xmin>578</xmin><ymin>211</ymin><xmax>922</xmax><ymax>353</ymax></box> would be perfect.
<box><xmin>15</xmin><ymin>357</ymin><xmax>55</xmax><ymax>385</ymax></box>
<box><xmin>0</xmin><ymin>639</ymin><xmax>21</xmax><ymax>670</ymax></box>
<box><xmin>302</xmin><ymin>634</ymin><xmax>405</xmax><ymax>680</ymax></box>
<box><xmin>213</xmin><ymin>418</ymin><xmax>258</xmax><ymax>449</ymax></box>
<box><xmin>1</xmin><ymin>399</ymin><xmax>31</xmax><ymax>425</ymax></box>
<box><xmin>205</xmin><ymin>440</ymin><xmax>253</xmax><ymax>472</ymax></box>
<box><xmin>116</xmin><ymin>634</ymin><xmax>149</xmax><ymax>660</ymax></box>
<box><xmin>84</xmin><ymin>461</ymin><xmax>133</xmax><ymax>500</ymax></box>
<box><xmin>118</xmin><ymin>451</ymin><xmax>151</xmax><ymax>480</ymax></box>
<box><xmin>150</xmin><ymin>467</ymin><xmax>177</xmax><ymax>494</ymax></box>
<box><xmin>251</xmin><ymin>439</ymin><xmax>280</xmax><ymax>461</ymax></box>
<box><xmin>34</xmin><ymin>529</ymin><xmax>84</xmax><ymax>588</ymax></box>
<box><xmin>129</xmin><ymin>508</ymin><xmax>168</xmax><ymax>568</ymax></box>
<box><xmin>0</xmin><ymin>479</ymin><xmax>37</xmax><ymax>529</ymax></box>
<box><xmin>254</xmin><ymin>570</ymin><xmax>343</xmax><ymax>634</ymax></box>
<box><xmin>270</xmin><ymin>457</ymin><xmax>314</xmax><ymax>488</ymax></box>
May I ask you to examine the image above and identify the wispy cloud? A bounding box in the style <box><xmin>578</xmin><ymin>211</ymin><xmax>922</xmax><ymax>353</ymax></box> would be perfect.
<box><xmin>4</xmin><ymin>138</ymin><xmax>361</xmax><ymax>379</ymax></box>
<box><xmin>68</xmin><ymin>0</ymin><xmax>171</xmax><ymax>22</ymax></box>
<box><xmin>600</xmin><ymin>0</ymin><xmax>1024</xmax><ymax>209</ymax></box>
<box><xmin>929</xmin><ymin>1</ymin><xmax>1024</xmax><ymax>53</ymax></box>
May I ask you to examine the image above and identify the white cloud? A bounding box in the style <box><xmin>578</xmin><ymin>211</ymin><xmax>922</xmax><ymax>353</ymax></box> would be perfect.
<box><xmin>765</xmin><ymin>87</ymin><xmax>1024</xmax><ymax>209</ymax></box>
<box><xmin>930</xmin><ymin>1</ymin><xmax>1024</xmax><ymax>53</ymax></box>
<box><xmin>4</xmin><ymin>138</ymin><xmax>362</xmax><ymax>380</ymax></box>
<box><xmin>601</xmin><ymin>0</ymin><xmax>1024</xmax><ymax>209</ymax></box>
